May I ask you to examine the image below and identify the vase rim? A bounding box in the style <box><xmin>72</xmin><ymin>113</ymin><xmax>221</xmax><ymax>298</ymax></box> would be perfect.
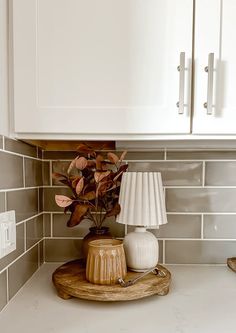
<box><xmin>88</xmin><ymin>239</ymin><xmax>122</xmax><ymax>248</ymax></box>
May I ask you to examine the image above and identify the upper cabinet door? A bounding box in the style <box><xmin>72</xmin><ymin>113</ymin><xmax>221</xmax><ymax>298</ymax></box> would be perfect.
<box><xmin>194</xmin><ymin>0</ymin><xmax>236</xmax><ymax>134</ymax></box>
<box><xmin>12</xmin><ymin>0</ymin><xmax>193</xmax><ymax>136</ymax></box>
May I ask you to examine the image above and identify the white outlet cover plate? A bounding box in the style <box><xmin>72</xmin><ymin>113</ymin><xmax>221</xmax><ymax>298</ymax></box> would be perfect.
<box><xmin>0</xmin><ymin>210</ymin><xmax>16</xmax><ymax>259</ymax></box>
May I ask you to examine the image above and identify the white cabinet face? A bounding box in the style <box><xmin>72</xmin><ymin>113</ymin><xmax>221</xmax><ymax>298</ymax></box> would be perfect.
<box><xmin>12</xmin><ymin>0</ymin><xmax>193</xmax><ymax>136</ymax></box>
<box><xmin>194</xmin><ymin>0</ymin><xmax>236</xmax><ymax>134</ymax></box>
<box><xmin>0</xmin><ymin>0</ymin><xmax>9</xmax><ymax>136</ymax></box>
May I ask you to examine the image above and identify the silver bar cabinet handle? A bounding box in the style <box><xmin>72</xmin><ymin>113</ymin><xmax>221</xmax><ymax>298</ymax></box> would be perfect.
<box><xmin>204</xmin><ymin>53</ymin><xmax>214</xmax><ymax>115</ymax></box>
<box><xmin>176</xmin><ymin>52</ymin><xmax>185</xmax><ymax>115</ymax></box>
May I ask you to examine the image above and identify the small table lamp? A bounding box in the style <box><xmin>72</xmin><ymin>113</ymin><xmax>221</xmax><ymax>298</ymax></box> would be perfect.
<box><xmin>116</xmin><ymin>172</ymin><xmax>168</xmax><ymax>272</ymax></box>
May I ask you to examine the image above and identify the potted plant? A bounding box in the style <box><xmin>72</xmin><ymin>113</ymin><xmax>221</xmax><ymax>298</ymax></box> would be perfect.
<box><xmin>53</xmin><ymin>144</ymin><xmax>128</xmax><ymax>256</ymax></box>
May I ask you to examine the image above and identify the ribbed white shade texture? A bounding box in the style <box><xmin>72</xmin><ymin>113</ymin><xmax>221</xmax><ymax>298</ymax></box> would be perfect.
<box><xmin>116</xmin><ymin>172</ymin><xmax>168</xmax><ymax>228</ymax></box>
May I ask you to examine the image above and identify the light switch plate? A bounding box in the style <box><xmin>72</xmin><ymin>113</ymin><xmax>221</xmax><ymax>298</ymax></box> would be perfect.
<box><xmin>0</xmin><ymin>211</ymin><xmax>16</xmax><ymax>259</ymax></box>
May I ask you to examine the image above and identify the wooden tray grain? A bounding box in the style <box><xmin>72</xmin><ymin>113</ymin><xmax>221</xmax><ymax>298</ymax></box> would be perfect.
<box><xmin>52</xmin><ymin>259</ymin><xmax>171</xmax><ymax>302</ymax></box>
<box><xmin>227</xmin><ymin>257</ymin><xmax>236</xmax><ymax>272</ymax></box>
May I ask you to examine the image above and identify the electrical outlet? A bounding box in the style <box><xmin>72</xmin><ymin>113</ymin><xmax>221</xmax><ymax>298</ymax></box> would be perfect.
<box><xmin>0</xmin><ymin>211</ymin><xmax>16</xmax><ymax>259</ymax></box>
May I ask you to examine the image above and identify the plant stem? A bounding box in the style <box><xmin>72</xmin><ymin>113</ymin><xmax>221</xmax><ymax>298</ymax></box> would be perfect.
<box><xmin>87</xmin><ymin>210</ymin><xmax>98</xmax><ymax>228</ymax></box>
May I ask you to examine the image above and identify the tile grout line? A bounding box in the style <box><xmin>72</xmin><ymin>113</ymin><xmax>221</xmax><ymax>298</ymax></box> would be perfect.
<box><xmin>124</xmin><ymin>224</ymin><xmax>127</xmax><ymax>236</ymax></box>
<box><xmin>43</xmin><ymin>238</ymin><xmax>45</xmax><ymax>264</ymax></box>
<box><xmin>41</xmin><ymin>210</ymin><xmax>236</xmax><ymax>216</ymax></box>
<box><xmin>22</xmin><ymin>157</ymin><xmax>26</xmax><ymax>188</ymax></box>
<box><xmin>42</xmin><ymin>236</ymin><xmax>236</xmax><ymax>241</ymax></box>
<box><xmin>37</xmin><ymin>187</ymin><xmax>40</xmax><ymax>214</ymax></box>
<box><xmin>2</xmin><ymin>136</ymin><xmax>5</xmax><ymax>150</ymax></box>
<box><xmin>6</xmin><ymin>268</ymin><xmax>9</xmax><ymax>303</ymax></box>
<box><xmin>0</xmin><ymin>186</ymin><xmax>41</xmax><ymax>193</ymax></box>
<box><xmin>162</xmin><ymin>240</ymin><xmax>166</xmax><ymax>264</ymax></box>
<box><xmin>37</xmin><ymin>243</ymin><xmax>40</xmax><ymax>268</ymax></box>
<box><xmin>0</xmin><ymin>148</ymin><xmax>42</xmax><ymax>161</ymax></box>
<box><xmin>164</xmin><ymin>148</ymin><xmax>167</xmax><ymax>160</ymax></box>
<box><xmin>42</xmin><ymin>158</ymin><xmax>236</xmax><ymax>162</ymax></box>
<box><xmin>4</xmin><ymin>191</ymin><xmax>7</xmax><ymax>211</ymax></box>
<box><xmin>16</xmin><ymin>212</ymin><xmax>44</xmax><ymax>226</ymax></box>
<box><xmin>201</xmin><ymin>214</ymin><xmax>204</xmax><ymax>239</ymax></box>
<box><xmin>24</xmin><ymin>222</ymin><xmax>26</xmax><ymax>252</ymax></box>
<box><xmin>202</xmin><ymin>161</ymin><xmax>206</xmax><ymax>187</ymax></box>
<box><xmin>50</xmin><ymin>213</ymin><xmax>53</xmax><ymax>237</ymax></box>
<box><xmin>0</xmin><ymin>184</ymin><xmax>232</xmax><ymax>190</ymax></box>
<box><xmin>49</xmin><ymin>160</ymin><xmax>52</xmax><ymax>187</ymax></box>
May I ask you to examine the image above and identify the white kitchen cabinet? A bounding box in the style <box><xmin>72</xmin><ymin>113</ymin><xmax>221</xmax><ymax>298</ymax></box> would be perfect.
<box><xmin>11</xmin><ymin>0</ymin><xmax>193</xmax><ymax>138</ymax></box>
<box><xmin>194</xmin><ymin>0</ymin><xmax>236</xmax><ymax>134</ymax></box>
<box><xmin>0</xmin><ymin>0</ymin><xmax>9</xmax><ymax>136</ymax></box>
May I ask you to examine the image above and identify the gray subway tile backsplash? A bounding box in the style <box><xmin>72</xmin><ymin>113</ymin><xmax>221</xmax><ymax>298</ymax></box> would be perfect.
<box><xmin>39</xmin><ymin>241</ymin><xmax>44</xmax><ymax>265</ymax></box>
<box><xmin>0</xmin><ymin>270</ymin><xmax>7</xmax><ymax>311</ymax></box>
<box><xmin>0</xmin><ymin>151</ymin><xmax>23</xmax><ymax>189</ymax></box>
<box><xmin>43</xmin><ymin>151</ymin><xmax>78</xmax><ymax>160</ymax></box>
<box><xmin>4</xmin><ymin>138</ymin><xmax>37</xmax><ymax>158</ymax></box>
<box><xmin>205</xmin><ymin>161</ymin><xmax>236</xmax><ymax>186</ymax></box>
<box><xmin>204</xmin><ymin>215</ymin><xmax>236</xmax><ymax>239</ymax></box>
<box><xmin>8</xmin><ymin>245</ymin><xmax>38</xmax><ymax>299</ymax></box>
<box><xmin>0</xmin><ymin>193</ymin><xmax>5</xmax><ymax>212</ymax></box>
<box><xmin>42</xmin><ymin>161</ymin><xmax>50</xmax><ymax>185</ymax></box>
<box><xmin>45</xmin><ymin>239</ymin><xmax>83</xmax><ymax>262</ymax></box>
<box><xmin>26</xmin><ymin>215</ymin><xmax>44</xmax><ymax>249</ymax></box>
<box><xmin>167</xmin><ymin>150</ymin><xmax>236</xmax><ymax>160</ymax></box>
<box><xmin>166</xmin><ymin>188</ymin><xmax>236</xmax><ymax>212</ymax></box>
<box><xmin>43</xmin><ymin>213</ymin><xmax>51</xmax><ymax>237</ymax></box>
<box><xmin>7</xmin><ymin>188</ymin><xmax>38</xmax><ymax>222</ymax></box>
<box><xmin>125</xmin><ymin>151</ymin><xmax>165</xmax><ymax>160</ymax></box>
<box><xmin>129</xmin><ymin>161</ymin><xmax>203</xmax><ymax>186</ymax></box>
<box><xmin>25</xmin><ymin>158</ymin><xmax>43</xmax><ymax>187</ymax></box>
<box><xmin>154</xmin><ymin>214</ymin><xmax>202</xmax><ymax>238</ymax></box>
<box><xmin>0</xmin><ymin>137</ymin><xmax>43</xmax><ymax>311</ymax></box>
<box><xmin>165</xmin><ymin>240</ymin><xmax>236</xmax><ymax>264</ymax></box>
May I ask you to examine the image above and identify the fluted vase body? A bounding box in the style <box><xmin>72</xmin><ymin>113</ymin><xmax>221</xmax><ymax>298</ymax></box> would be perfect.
<box><xmin>86</xmin><ymin>239</ymin><xmax>127</xmax><ymax>285</ymax></box>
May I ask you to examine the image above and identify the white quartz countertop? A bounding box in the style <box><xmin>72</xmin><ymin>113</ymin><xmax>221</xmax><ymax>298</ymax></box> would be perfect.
<box><xmin>0</xmin><ymin>263</ymin><xmax>236</xmax><ymax>333</ymax></box>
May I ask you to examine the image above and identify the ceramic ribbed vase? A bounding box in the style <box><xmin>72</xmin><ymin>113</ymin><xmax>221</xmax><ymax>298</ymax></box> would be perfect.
<box><xmin>86</xmin><ymin>239</ymin><xmax>127</xmax><ymax>285</ymax></box>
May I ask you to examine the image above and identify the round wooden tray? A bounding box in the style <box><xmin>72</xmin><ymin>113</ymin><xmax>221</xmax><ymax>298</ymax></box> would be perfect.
<box><xmin>52</xmin><ymin>259</ymin><xmax>171</xmax><ymax>302</ymax></box>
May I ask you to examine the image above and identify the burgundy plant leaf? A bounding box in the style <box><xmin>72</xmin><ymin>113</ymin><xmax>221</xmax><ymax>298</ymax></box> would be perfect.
<box><xmin>101</xmin><ymin>161</ymin><xmax>108</xmax><ymax>171</ymax></box>
<box><xmin>107</xmin><ymin>152</ymin><xmax>119</xmax><ymax>164</ymax></box>
<box><xmin>55</xmin><ymin>195</ymin><xmax>73</xmax><ymax>208</ymax></box>
<box><xmin>105</xmin><ymin>203</ymin><xmax>121</xmax><ymax>217</ymax></box>
<box><xmin>87</xmin><ymin>160</ymin><xmax>96</xmax><ymax>168</ymax></box>
<box><xmin>77</xmin><ymin>143</ymin><xmax>96</xmax><ymax>157</ymax></box>
<box><xmin>75</xmin><ymin>156</ymin><xmax>88</xmax><ymax>170</ymax></box>
<box><xmin>79</xmin><ymin>191</ymin><xmax>96</xmax><ymax>201</ymax></box>
<box><xmin>94</xmin><ymin>171</ymin><xmax>111</xmax><ymax>183</ymax></box>
<box><xmin>52</xmin><ymin>173</ymin><xmax>67</xmax><ymax>181</ymax></box>
<box><xmin>67</xmin><ymin>156</ymin><xmax>79</xmax><ymax>174</ymax></box>
<box><xmin>67</xmin><ymin>204</ymin><xmax>90</xmax><ymax>227</ymax></box>
<box><xmin>113</xmin><ymin>170</ymin><xmax>124</xmax><ymax>182</ymax></box>
<box><xmin>71</xmin><ymin>176</ymin><xmax>82</xmax><ymax>189</ymax></box>
<box><xmin>119</xmin><ymin>150</ymin><xmax>127</xmax><ymax>162</ymax></box>
<box><xmin>96</xmin><ymin>154</ymin><xmax>104</xmax><ymax>170</ymax></box>
<box><xmin>118</xmin><ymin>164</ymin><xmax>128</xmax><ymax>173</ymax></box>
<box><xmin>75</xmin><ymin>177</ymin><xmax>84</xmax><ymax>195</ymax></box>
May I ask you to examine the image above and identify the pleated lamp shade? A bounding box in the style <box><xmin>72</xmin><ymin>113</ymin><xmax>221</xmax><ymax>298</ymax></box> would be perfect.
<box><xmin>116</xmin><ymin>172</ymin><xmax>168</xmax><ymax>228</ymax></box>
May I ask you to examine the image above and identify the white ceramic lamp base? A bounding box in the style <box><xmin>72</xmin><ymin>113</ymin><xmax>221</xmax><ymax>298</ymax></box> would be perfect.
<box><xmin>123</xmin><ymin>227</ymin><xmax>159</xmax><ymax>272</ymax></box>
